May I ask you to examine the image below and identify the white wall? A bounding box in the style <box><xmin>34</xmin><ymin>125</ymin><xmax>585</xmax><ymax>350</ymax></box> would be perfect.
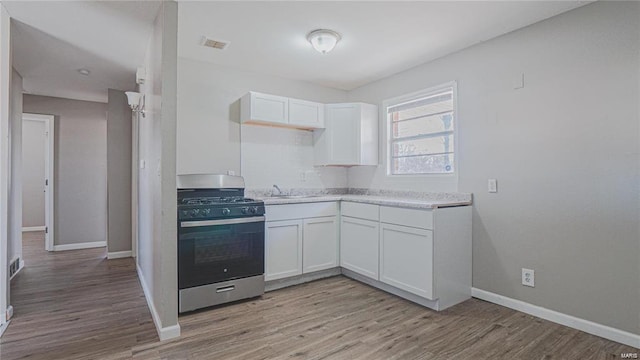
<box><xmin>7</xmin><ymin>68</ymin><xmax>22</xmax><ymax>266</ymax></box>
<box><xmin>241</xmin><ymin>125</ymin><xmax>346</xmax><ymax>189</ymax></box>
<box><xmin>348</xmin><ymin>1</ymin><xmax>640</xmax><ymax>335</ymax></box>
<box><xmin>137</xmin><ymin>1</ymin><xmax>179</xmax><ymax>340</ymax></box>
<box><xmin>0</xmin><ymin>0</ymin><xmax>11</xmax><ymax>324</ymax></box>
<box><xmin>23</xmin><ymin>95</ymin><xmax>107</xmax><ymax>247</ymax></box>
<box><xmin>176</xmin><ymin>58</ymin><xmax>348</xmax><ymax>189</ymax></box>
<box><xmin>106</xmin><ymin>89</ymin><xmax>132</xmax><ymax>254</ymax></box>
<box><xmin>21</xmin><ymin>119</ymin><xmax>45</xmax><ymax>227</ymax></box>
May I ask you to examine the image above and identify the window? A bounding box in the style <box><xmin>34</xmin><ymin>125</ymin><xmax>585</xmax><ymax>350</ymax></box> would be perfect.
<box><xmin>387</xmin><ymin>83</ymin><xmax>456</xmax><ymax>175</ymax></box>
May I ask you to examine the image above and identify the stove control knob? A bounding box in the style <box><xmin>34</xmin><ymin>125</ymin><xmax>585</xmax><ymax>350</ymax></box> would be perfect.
<box><xmin>191</xmin><ymin>209</ymin><xmax>200</xmax><ymax>217</ymax></box>
<box><xmin>241</xmin><ymin>207</ymin><xmax>249</xmax><ymax>215</ymax></box>
<box><xmin>221</xmin><ymin>208</ymin><xmax>231</xmax><ymax>216</ymax></box>
<box><xmin>202</xmin><ymin>208</ymin><xmax>211</xmax><ymax>216</ymax></box>
<box><xmin>249</xmin><ymin>207</ymin><xmax>258</xmax><ymax>214</ymax></box>
<box><xmin>181</xmin><ymin>210</ymin><xmax>190</xmax><ymax>218</ymax></box>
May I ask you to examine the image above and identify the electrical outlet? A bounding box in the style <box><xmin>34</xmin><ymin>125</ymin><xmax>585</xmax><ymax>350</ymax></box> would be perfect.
<box><xmin>227</xmin><ymin>170</ymin><xmax>235</xmax><ymax>176</ymax></box>
<box><xmin>488</xmin><ymin>179</ymin><xmax>498</xmax><ymax>193</ymax></box>
<box><xmin>522</xmin><ymin>268</ymin><xmax>535</xmax><ymax>287</ymax></box>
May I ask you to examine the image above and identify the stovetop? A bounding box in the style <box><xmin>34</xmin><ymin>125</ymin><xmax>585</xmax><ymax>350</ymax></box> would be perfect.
<box><xmin>180</xmin><ymin>197</ymin><xmax>259</xmax><ymax>206</ymax></box>
<box><xmin>178</xmin><ymin>194</ymin><xmax>265</xmax><ymax>221</ymax></box>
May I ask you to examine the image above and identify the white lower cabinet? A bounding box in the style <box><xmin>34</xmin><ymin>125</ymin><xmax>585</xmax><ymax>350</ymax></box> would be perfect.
<box><xmin>265</xmin><ymin>219</ymin><xmax>303</xmax><ymax>281</ymax></box>
<box><xmin>265</xmin><ymin>200</ymin><xmax>471</xmax><ymax>311</ymax></box>
<box><xmin>303</xmin><ymin>216</ymin><xmax>338</xmax><ymax>273</ymax></box>
<box><xmin>379</xmin><ymin>223</ymin><xmax>434</xmax><ymax>299</ymax></box>
<box><xmin>340</xmin><ymin>216</ymin><xmax>379</xmax><ymax>280</ymax></box>
<box><xmin>265</xmin><ymin>202</ymin><xmax>339</xmax><ymax>281</ymax></box>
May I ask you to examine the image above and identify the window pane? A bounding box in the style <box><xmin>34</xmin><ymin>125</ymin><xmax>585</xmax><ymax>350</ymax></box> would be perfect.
<box><xmin>392</xmin><ymin>135</ymin><xmax>454</xmax><ymax>157</ymax></box>
<box><xmin>392</xmin><ymin>112</ymin><xmax>454</xmax><ymax>139</ymax></box>
<box><xmin>391</xmin><ymin>93</ymin><xmax>453</xmax><ymax>122</ymax></box>
<box><xmin>393</xmin><ymin>153</ymin><xmax>455</xmax><ymax>174</ymax></box>
<box><xmin>386</xmin><ymin>85</ymin><xmax>455</xmax><ymax>175</ymax></box>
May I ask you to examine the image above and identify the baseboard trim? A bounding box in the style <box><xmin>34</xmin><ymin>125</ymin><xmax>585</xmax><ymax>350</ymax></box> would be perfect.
<box><xmin>53</xmin><ymin>241</ymin><xmax>106</xmax><ymax>251</ymax></box>
<box><xmin>107</xmin><ymin>250</ymin><xmax>132</xmax><ymax>259</ymax></box>
<box><xmin>136</xmin><ymin>264</ymin><xmax>181</xmax><ymax>341</ymax></box>
<box><xmin>22</xmin><ymin>226</ymin><xmax>45</xmax><ymax>232</ymax></box>
<box><xmin>0</xmin><ymin>320</ymin><xmax>10</xmax><ymax>338</ymax></box>
<box><xmin>266</xmin><ymin>268</ymin><xmax>341</xmax><ymax>292</ymax></box>
<box><xmin>471</xmin><ymin>288</ymin><xmax>640</xmax><ymax>349</ymax></box>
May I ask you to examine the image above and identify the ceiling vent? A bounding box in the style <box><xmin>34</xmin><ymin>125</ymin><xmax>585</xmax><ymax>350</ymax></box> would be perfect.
<box><xmin>201</xmin><ymin>36</ymin><xmax>229</xmax><ymax>50</ymax></box>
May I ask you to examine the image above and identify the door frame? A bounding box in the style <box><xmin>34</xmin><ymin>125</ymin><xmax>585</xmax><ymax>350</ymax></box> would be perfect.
<box><xmin>131</xmin><ymin>111</ymin><xmax>138</xmax><ymax>258</ymax></box>
<box><xmin>22</xmin><ymin>113</ymin><xmax>54</xmax><ymax>251</ymax></box>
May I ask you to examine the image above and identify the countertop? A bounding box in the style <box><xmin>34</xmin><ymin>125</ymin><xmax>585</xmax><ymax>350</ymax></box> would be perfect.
<box><xmin>257</xmin><ymin>194</ymin><xmax>472</xmax><ymax>209</ymax></box>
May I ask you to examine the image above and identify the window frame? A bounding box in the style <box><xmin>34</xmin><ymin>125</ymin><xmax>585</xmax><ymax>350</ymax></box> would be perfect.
<box><xmin>384</xmin><ymin>81</ymin><xmax>458</xmax><ymax>177</ymax></box>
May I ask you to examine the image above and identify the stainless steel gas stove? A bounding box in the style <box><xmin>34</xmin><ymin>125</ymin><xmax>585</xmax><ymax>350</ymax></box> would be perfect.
<box><xmin>177</xmin><ymin>174</ymin><xmax>265</xmax><ymax>313</ymax></box>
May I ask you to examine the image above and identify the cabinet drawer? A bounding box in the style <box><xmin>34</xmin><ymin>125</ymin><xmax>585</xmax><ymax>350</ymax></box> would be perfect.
<box><xmin>341</xmin><ymin>202</ymin><xmax>379</xmax><ymax>221</ymax></box>
<box><xmin>380</xmin><ymin>206</ymin><xmax>433</xmax><ymax>230</ymax></box>
<box><xmin>266</xmin><ymin>202</ymin><xmax>338</xmax><ymax>221</ymax></box>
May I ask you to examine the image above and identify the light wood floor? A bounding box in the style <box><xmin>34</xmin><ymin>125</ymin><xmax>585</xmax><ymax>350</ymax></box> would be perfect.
<box><xmin>2</xmin><ymin>232</ymin><xmax>637</xmax><ymax>359</ymax></box>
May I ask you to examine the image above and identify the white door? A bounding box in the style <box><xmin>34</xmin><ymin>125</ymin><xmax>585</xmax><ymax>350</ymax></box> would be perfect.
<box><xmin>302</xmin><ymin>216</ymin><xmax>338</xmax><ymax>273</ymax></box>
<box><xmin>340</xmin><ymin>216</ymin><xmax>379</xmax><ymax>280</ymax></box>
<box><xmin>265</xmin><ymin>219</ymin><xmax>303</xmax><ymax>281</ymax></box>
<box><xmin>380</xmin><ymin>223</ymin><xmax>434</xmax><ymax>299</ymax></box>
<box><xmin>22</xmin><ymin>114</ymin><xmax>54</xmax><ymax>251</ymax></box>
<box><xmin>326</xmin><ymin>104</ymin><xmax>359</xmax><ymax>165</ymax></box>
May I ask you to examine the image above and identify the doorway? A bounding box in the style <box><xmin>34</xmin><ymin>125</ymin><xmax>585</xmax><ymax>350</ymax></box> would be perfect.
<box><xmin>21</xmin><ymin>113</ymin><xmax>54</xmax><ymax>251</ymax></box>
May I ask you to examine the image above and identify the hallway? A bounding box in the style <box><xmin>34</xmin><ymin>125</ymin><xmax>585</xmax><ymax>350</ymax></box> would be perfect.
<box><xmin>0</xmin><ymin>232</ymin><xmax>158</xmax><ymax>359</ymax></box>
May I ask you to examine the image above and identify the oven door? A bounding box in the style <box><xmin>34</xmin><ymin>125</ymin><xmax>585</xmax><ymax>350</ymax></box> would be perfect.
<box><xmin>178</xmin><ymin>216</ymin><xmax>265</xmax><ymax>290</ymax></box>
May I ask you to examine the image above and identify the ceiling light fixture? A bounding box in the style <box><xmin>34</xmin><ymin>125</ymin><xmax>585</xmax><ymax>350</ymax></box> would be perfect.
<box><xmin>78</xmin><ymin>68</ymin><xmax>90</xmax><ymax>76</ymax></box>
<box><xmin>307</xmin><ymin>29</ymin><xmax>341</xmax><ymax>54</ymax></box>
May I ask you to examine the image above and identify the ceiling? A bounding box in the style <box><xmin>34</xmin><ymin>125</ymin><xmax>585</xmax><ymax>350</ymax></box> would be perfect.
<box><xmin>4</xmin><ymin>1</ymin><xmax>161</xmax><ymax>103</ymax></box>
<box><xmin>179</xmin><ymin>1</ymin><xmax>591</xmax><ymax>90</ymax></box>
<box><xmin>2</xmin><ymin>1</ymin><xmax>591</xmax><ymax>103</ymax></box>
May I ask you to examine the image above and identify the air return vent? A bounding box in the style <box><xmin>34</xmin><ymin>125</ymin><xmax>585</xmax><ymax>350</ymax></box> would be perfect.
<box><xmin>201</xmin><ymin>36</ymin><xmax>229</xmax><ymax>50</ymax></box>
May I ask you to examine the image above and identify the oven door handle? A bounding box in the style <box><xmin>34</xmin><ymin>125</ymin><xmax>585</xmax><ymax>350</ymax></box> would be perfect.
<box><xmin>180</xmin><ymin>216</ymin><xmax>265</xmax><ymax>228</ymax></box>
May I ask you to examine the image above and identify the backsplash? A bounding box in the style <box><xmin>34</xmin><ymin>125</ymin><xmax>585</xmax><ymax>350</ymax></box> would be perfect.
<box><xmin>246</xmin><ymin>187</ymin><xmax>348</xmax><ymax>198</ymax></box>
<box><xmin>246</xmin><ymin>187</ymin><xmax>472</xmax><ymax>203</ymax></box>
<box><xmin>240</xmin><ymin>125</ymin><xmax>348</xmax><ymax>189</ymax></box>
<box><xmin>347</xmin><ymin>188</ymin><xmax>472</xmax><ymax>202</ymax></box>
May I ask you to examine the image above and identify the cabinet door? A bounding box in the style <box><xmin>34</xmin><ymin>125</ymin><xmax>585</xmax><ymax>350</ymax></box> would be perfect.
<box><xmin>289</xmin><ymin>98</ymin><xmax>324</xmax><ymax>128</ymax></box>
<box><xmin>251</xmin><ymin>92</ymin><xmax>289</xmax><ymax>124</ymax></box>
<box><xmin>340</xmin><ymin>216</ymin><xmax>379</xmax><ymax>280</ymax></box>
<box><xmin>265</xmin><ymin>220</ymin><xmax>303</xmax><ymax>281</ymax></box>
<box><xmin>326</xmin><ymin>104</ymin><xmax>360</xmax><ymax>165</ymax></box>
<box><xmin>380</xmin><ymin>223</ymin><xmax>434</xmax><ymax>299</ymax></box>
<box><xmin>303</xmin><ymin>216</ymin><xmax>338</xmax><ymax>273</ymax></box>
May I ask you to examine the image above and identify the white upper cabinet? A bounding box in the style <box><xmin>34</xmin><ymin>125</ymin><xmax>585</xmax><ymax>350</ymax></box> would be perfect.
<box><xmin>314</xmin><ymin>103</ymin><xmax>378</xmax><ymax>166</ymax></box>
<box><xmin>241</xmin><ymin>91</ymin><xmax>324</xmax><ymax>129</ymax></box>
<box><xmin>241</xmin><ymin>92</ymin><xmax>289</xmax><ymax>125</ymax></box>
<box><xmin>289</xmin><ymin>98</ymin><xmax>324</xmax><ymax>128</ymax></box>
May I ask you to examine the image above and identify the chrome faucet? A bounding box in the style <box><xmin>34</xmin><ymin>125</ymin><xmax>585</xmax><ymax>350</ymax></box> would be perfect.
<box><xmin>272</xmin><ymin>184</ymin><xmax>283</xmax><ymax>196</ymax></box>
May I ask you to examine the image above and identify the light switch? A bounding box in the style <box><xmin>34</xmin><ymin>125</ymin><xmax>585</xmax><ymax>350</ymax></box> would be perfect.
<box><xmin>513</xmin><ymin>73</ymin><xmax>525</xmax><ymax>90</ymax></box>
<box><xmin>488</xmin><ymin>179</ymin><xmax>498</xmax><ymax>193</ymax></box>
<box><xmin>139</xmin><ymin>160</ymin><xmax>146</xmax><ymax>169</ymax></box>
